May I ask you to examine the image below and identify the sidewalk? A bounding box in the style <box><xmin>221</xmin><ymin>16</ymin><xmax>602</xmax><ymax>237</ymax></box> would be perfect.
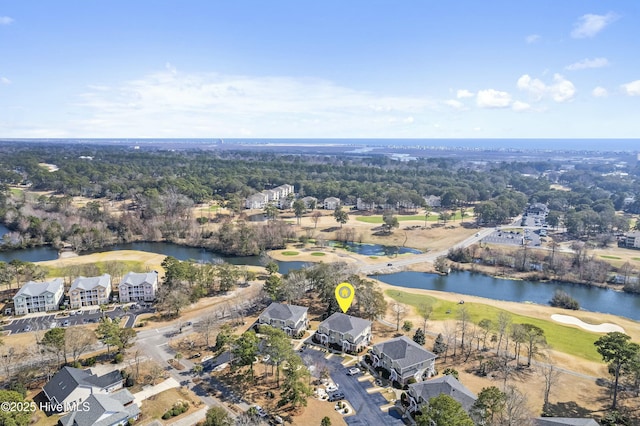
<box><xmin>133</xmin><ymin>377</ymin><xmax>180</xmax><ymax>405</ymax></box>
<box><xmin>168</xmin><ymin>407</ymin><xmax>207</xmax><ymax>426</ymax></box>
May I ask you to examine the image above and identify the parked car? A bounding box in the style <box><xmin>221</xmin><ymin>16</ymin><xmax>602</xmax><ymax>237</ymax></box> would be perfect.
<box><xmin>347</xmin><ymin>367</ymin><xmax>360</xmax><ymax>376</ymax></box>
<box><xmin>326</xmin><ymin>384</ymin><xmax>339</xmax><ymax>393</ymax></box>
<box><xmin>62</xmin><ymin>320</ymin><xmax>70</xmax><ymax>327</ymax></box>
<box><xmin>328</xmin><ymin>391</ymin><xmax>345</xmax><ymax>402</ymax></box>
<box><xmin>252</xmin><ymin>405</ymin><xmax>268</xmax><ymax>418</ymax></box>
<box><xmin>23</xmin><ymin>325</ymin><xmax>32</xmax><ymax>332</ymax></box>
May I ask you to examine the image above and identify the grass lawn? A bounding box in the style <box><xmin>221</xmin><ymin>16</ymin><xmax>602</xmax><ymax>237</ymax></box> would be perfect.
<box><xmin>10</xmin><ymin>188</ymin><xmax>23</xmax><ymax>196</ymax></box>
<box><xmin>310</xmin><ymin>252</ymin><xmax>326</xmax><ymax>256</ymax></box>
<box><xmin>45</xmin><ymin>260</ymin><xmax>147</xmax><ymax>278</ymax></box>
<box><xmin>356</xmin><ymin>211</ymin><xmax>471</xmax><ymax>224</ymax></box>
<box><xmin>281</xmin><ymin>251</ymin><xmax>299</xmax><ymax>256</ymax></box>
<box><xmin>600</xmin><ymin>255</ymin><xmax>622</xmax><ymax>260</ymax></box>
<box><xmin>634</xmin><ymin>257</ymin><xmax>640</xmax><ymax>262</ymax></box>
<box><xmin>140</xmin><ymin>387</ymin><xmax>202</xmax><ymax>422</ymax></box>
<box><xmin>386</xmin><ymin>290</ymin><xmax>602</xmax><ymax>362</ymax></box>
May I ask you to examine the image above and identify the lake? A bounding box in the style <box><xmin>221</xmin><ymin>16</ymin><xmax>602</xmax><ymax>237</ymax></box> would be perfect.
<box><xmin>373</xmin><ymin>270</ymin><xmax>640</xmax><ymax>321</ymax></box>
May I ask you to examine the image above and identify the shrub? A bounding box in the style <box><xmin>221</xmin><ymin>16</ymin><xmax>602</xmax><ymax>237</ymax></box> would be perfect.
<box><xmin>549</xmin><ymin>290</ymin><xmax>580</xmax><ymax>310</ymax></box>
<box><xmin>84</xmin><ymin>356</ymin><xmax>96</xmax><ymax>367</ymax></box>
<box><xmin>162</xmin><ymin>412</ymin><xmax>171</xmax><ymax>420</ymax></box>
<box><xmin>113</xmin><ymin>353</ymin><xmax>124</xmax><ymax>363</ymax></box>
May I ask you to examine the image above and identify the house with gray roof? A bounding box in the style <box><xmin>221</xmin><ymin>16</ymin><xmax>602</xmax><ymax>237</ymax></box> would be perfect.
<box><xmin>118</xmin><ymin>271</ymin><xmax>158</xmax><ymax>302</ymax></box>
<box><xmin>258</xmin><ymin>302</ymin><xmax>309</xmax><ymax>337</ymax></box>
<box><xmin>323</xmin><ymin>197</ymin><xmax>341</xmax><ymax>210</ymax></box>
<box><xmin>533</xmin><ymin>418</ymin><xmax>599</xmax><ymax>426</ymax></box>
<box><xmin>406</xmin><ymin>375</ymin><xmax>476</xmax><ymax>413</ymax></box>
<box><xmin>371</xmin><ymin>336</ymin><xmax>437</xmax><ymax>385</ymax></box>
<box><xmin>13</xmin><ymin>278</ymin><xmax>64</xmax><ymax>315</ymax></box>
<box><xmin>43</xmin><ymin>366</ymin><xmax>123</xmax><ymax>413</ymax></box>
<box><xmin>69</xmin><ymin>274</ymin><xmax>112</xmax><ymax>309</ymax></box>
<box><xmin>58</xmin><ymin>389</ymin><xmax>140</xmax><ymax>426</ymax></box>
<box><xmin>315</xmin><ymin>312</ymin><xmax>372</xmax><ymax>353</ymax></box>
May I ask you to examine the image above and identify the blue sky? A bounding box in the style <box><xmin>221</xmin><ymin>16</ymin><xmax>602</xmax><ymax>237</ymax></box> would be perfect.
<box><xmin>1</xmin><ymin>1</ymin><xmax>639</xmax><ymax>139</ymax></box>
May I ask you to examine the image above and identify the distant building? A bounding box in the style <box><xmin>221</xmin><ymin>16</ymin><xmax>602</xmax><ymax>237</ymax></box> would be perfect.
<box><xmin>258</xmin><ymin>302</ymin><xmax>309</xmax><ymax>337</ymax></box>
<box><xmin>69</xmin><ymin>274</ymin><xmax>112</xmax><ymax>308</ymax></box>
<box><xmin>424</xmin><ymin>195</ymin><xmax>441</xmax><ymax>208</ymax></box>
<box><xmin>244</xmin><ymin>184</ymin><xmax>294</xmax><ymax>209</ymax></box>
<box><xmin>13</xmin><ymin>278</ymin><xmax>64</xmax><ymax>315</ymax></box>
<box><xmin>301</xmin><ymin>196</ymin><xmax>318</xmax><ymax>209</ymax></box>
<box><xmin>526</xmin><ymin>203</ymin><xmax>549</xmax><ymax>217</ymax></box>
<box><xmin>118</xmin><ymin>271</ymin><xmax>158</xmax><ymax>302</ymax></box>
<box><xmin>621</xmin><ymin>232</ymin><xmax>640</xmax><ymax>249</ymax></box>
<box><xmin>245</xmin><ymin>193</ymin><xmax>269</xmax><ymax>209</ymax></box>
<box><xmin>323</xmin><ymin>197</ymin><xmax>341</xmax><ymax>210</ymax></box>
<box><xmin>356</xmin><ymin>197</ymin><xmax>376</xmax><ymax>211</ymax></box>
<box><xmin>370</xmin><ymin>336</ymin><xmax>437</xmax><ymax>385</ymax></box>
<box><xmin>316</xmin><ymin>312</ymin><xmax>372</xmax><ymax>353</ymax></box>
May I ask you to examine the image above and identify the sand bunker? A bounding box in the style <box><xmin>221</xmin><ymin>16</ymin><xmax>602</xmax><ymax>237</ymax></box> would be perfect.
<box><xmin>551</xmin><ymin>314</ymin><xmax>625</xmax><ymax>333</ymax></box>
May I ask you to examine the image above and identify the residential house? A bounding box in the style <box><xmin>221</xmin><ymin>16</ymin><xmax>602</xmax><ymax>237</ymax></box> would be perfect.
<box><xmin>258</xmin><ymin>302</ymin><xmax>309</xmax><ymax>337</ymax></box>
<box><xmin>370</xmin><ymin>336</ymin><xmax>437</xmax><ymax>385</ymax></box>
<box><xmin>69</xmin><ymin>274</ymin><xmax>112</xmax><ymax>309</ymax></box>
<box><xmin>533</xmin><ymin>418</ymin><xmax>599</xmax><ymax>426</ymax></box>
<box><xmin>245</xmin><ymin>193</ymin><xmax>269</xmax><ymax>209</ymax></box>
<box><xmin>315</xmin><ymin>312</ymin><xmax>372</xmax><ymax>353</ymax></box>
<box><xmin>58</xmin><ymin>389</ymin><xmax>140</xmax><ymax>426</ymax></box>
<box><xmin>323</xmin><ymin>197</ymin><xmax>341</xmax><ymax>210</ymax></box>
<box><xmin>406</xmin><ymin>375</ymin><xmax>476</xmax><ymax>413</ymax></box>
<box><xmin>621</xmin><ymin>231</ymin><xmax>640</xmax><ymax>249</ymax></box>
<box><xmin>526</xmin><ymin>203</ymin><xmax>549</xmax><ymax>217</ymax></box>
<box><xmin>423</xmin><ymin>195</ymin><xmax>441</xmax><ymax>208</ymax></box>
<box><xmin>43</xmin><ymin>366</ymin><xmax>123</xmax><ymax>413</ymax></box>
<box><xmin>118</xmin><ymin>271</ymin><xmax>158</xmax><ymax>303</ymax></box>
<box><xmin>13</xmin><ymin>278</ymin><xmax>64</xmax><ymax>315</ymax></box>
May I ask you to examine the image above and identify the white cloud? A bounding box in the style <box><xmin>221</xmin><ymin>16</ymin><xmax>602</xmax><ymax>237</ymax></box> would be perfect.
<box><xmin>517</xmin><ymin>73</ymin><xmax>576</xmax><ymax>102</ymax></box>
<box><xmin>445</xmin><ymin>99</ymin><xmax>465</xmax><ymax>110</ymax></box>
<box><xmin>0</xmin><ymin>16</ymin><xmax>14</xmax><ymax>25</ymax></box>
<box><xmin>1</xmin><ymin>76</ymin><xmax>10</xmax><ymax>85</ymax></box>
<box><xmin>565</xmin><ymin>57</ymin><xmax>609</xmax><ymax>71</ymax></box>
<box><xmin>456</xmin><ymin>89</ymin><xmax>474</xmax><ymax>99</ymax></box>
<box><xmin>476</xmin><ymin>89</ymin><xmax>512</xmax><ymax>108</ymax></box>
<box><xmin>525</xmin><ymin>34</ymin><xmax>540</xmax><ymax>44</ymax></box>
<box><xmin>621</xmin><ymin>80</ymin><xmax>640</xmax><ymax>96</ymax></box>
<box><xmin>71</xmin><ymin>67</ymin><xmax>440</xmax><ymax>137</ymax></box>
<box><xmin>592</xmin><ymin>86</ymin><xmax>608</xmax><ymax>97</ymax></box>
<box><xmin>512</xmin><ymin>101</ymin><xmax>531</xmax><ymax>112</ymax></box>
<box><xmin>571</xmin><ymin>12</ymin><xmax>617</xmax><ymax>39</ymax></box>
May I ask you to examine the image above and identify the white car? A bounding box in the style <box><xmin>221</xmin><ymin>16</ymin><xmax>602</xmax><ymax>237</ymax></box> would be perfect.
<box><xmin>326</xmin><ymin>384</ymin><xmax>339</xmax><ymax>393</ymax></box>
<box><xmin>347</xmin><ymin>367</ymin><xmax>360</xmax><ymax>376</ymax></box>
<box><xmin>252</xmin><ymin>405</ymin><xmax>268</xmax><ymax>418</ymax></box>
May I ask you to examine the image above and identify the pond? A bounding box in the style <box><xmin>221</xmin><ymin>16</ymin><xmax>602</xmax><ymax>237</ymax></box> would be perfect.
<box><xmin>328</xmin><ymin>241</ymin><xmax>422</xmax><ymax>256</ymax></box>
<box><xmin>373</xmin><ymin>270</ymin><xmax>640</xmax><ymax>321</ymax></box>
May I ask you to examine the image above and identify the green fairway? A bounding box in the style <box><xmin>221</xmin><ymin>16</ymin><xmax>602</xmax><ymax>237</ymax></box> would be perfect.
<box><xmin>281</xmin><ymin>251</ymin><xmax>299</xmax><ymax>256</ymax></box>
<box><xmin>600</xmin><ymin>255</ymin><xmax>621</xmax><ymax>260</ymax></box>
<box><xmin>46</xmin><ymin>260</ymin><xmax>147</xmax><ymax>278</ymax></box>
<box><xmin>310</xmin><ymin>252</ymin><xmax>326</xmax><ymax>256</ymax></box>
<box><xmin>386</xmin><ymin>290</ymin><xmax>602</xmax><ymax>362</ymax></box>
<box><xmin>356</xmin><ymin>210</ymin><xmax>471</xmax><ymax>224</ymax></box>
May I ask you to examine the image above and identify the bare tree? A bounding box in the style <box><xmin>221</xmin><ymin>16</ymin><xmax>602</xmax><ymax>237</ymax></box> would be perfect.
<box><xmin>496</xmin><ymin>312</ymin><xmax>512</xmax><ymax>357</ymax></box>
<box><xmin>457</xmin><ymin>306</ymin><xmax>471</xmax><ymax>352</ymax></box>
<box><xmin>502</xmin><ymin>385</ymin><xmax>533</xmax><ymax>426</ymax></box>
<box><xmin>417</xmin><ymin>303</ymin><xmax>433</xmax><ymax>334</ymax></box>
<box><xmin>65</xmin><ymin>326</ymin><xmax>97</xmax><ymax>363</ymax></box>
<box><xmin>392</xmin><ymin>302</ymin><xmax>406</xmax><ymax>332</ymax></box>
<box><xmin>539</xmin><ymin>360</ymin><xmax>561</xmax><ymax>414</ymax></box>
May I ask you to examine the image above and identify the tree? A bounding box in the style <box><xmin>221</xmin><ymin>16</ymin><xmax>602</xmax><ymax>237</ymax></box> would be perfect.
<box><xmin>232</xmin><ymin>331</ymin><xmax>260</xmax><ymax>381</ymax></box>
<box><xmin>0</xmin><ymin>390</ymin><xmax>32</xmax><ymax>426</ymax></box>
<box><xmin>402</xmin><ymin>320</ymin><xmax>413</xmax><ymax>333</ymax></box>
<box><xmin>264</xmin><ymin>202</ymin><xmax>279</xmax><ymax>221</ymax></box>
<box><xmin>278</xmin><ymin>354</ymin><xmax>313</xmax><ymax>409</ymax></box>
<box><xmin>333</xmin><ymin>206</ymin><xmax>349</xmax><ymax>228</ymax></box>
<box><xmin>265</xmin><ymin>261</ymin><xmax>279</xmax><ymax>275</ymax></box>
<box><xmin>413</xmin><ymin>328</ymin><xmax>426</xmax><ymax>346</ymax></box>
<box><xmin>311</xmin><ymin>210</ymin><xmax>322</xmax><ymax>228</ymax></box>
<box><xmin>495</xmin><ymin>312</ymin><xmax>512</xmax><ymax>357</ymax></box>
<box><xmin>202</xmin><ymin>406</ymin><xmax>232</xmax><ymax>426</ymax></box>
<box><xmin>264</xmin><ymin>274</ymin><xmax>282</xmax><ymax>300</ymax></box>
<box><xmin>321</xmin><ymin>416</ymin><xmax>332</xmax><ymax>426</ymax></box>
<box><xmin>65</xmin><ymin>326</ymin><xmax>97</xmax><ymax>363</ymax></box>
<box><xmin>41</xmin><ymin>327</ymin><xmax>67</xmax><ymax>365</ymax></box>
<box><xmin>382</xmin><ymin>210</ymin><xmax>399</xmax><ymax>234</ymax></box>
<box><xmin>539</xmin><ymin>361</ymin><xmax>560</xmax><ymax>415</ymax></box>
<box><xmin>417</xmin><ymin>303</ymin><xmax>433</xmax><ymax>334</ymax></box>
<box><xmin>457</xmin><ymin>306</ymin><xmax>471</xmax><ymax>352</ymax></box>
<box><xmin>433</xmin><ymin>333</ymin><xmax>448</xmax><ymax>356</ymax></box>
<box><xmin>260</xmin><ymin>325</ymin><xmax>294</xmax><ymax>387</ymax></box>
<box><xmin>292</xmin><ymin>199</ymin><xmax>306</xmax><ymax>224</ymax></box>
<box><xmin>522</xmin><ymin>323</ymin><xmax>546</xmax><ymax>367</ymax></box>
<box><xmin>478</xmin><ymin>319</ymin><xmax>493</xmax><ymax>350</ymax></box>
<box><xmin>392</xmin><ymin>302</ymin><xmax>406</xmax><ymax>331</ymax></box>
<box><xmin>471</xmin><ymin>386</ymin><xmax>506</xmax><ymax>426</ymax></box>
<box><xmin>416</xmin><ymin>394</ymin><xmax>474</xmax><ymax>426</ymax></box>
<box><xmin>594</xmin><ymin>332</ymin><xmax>640</xmax><ymax>409</ymax></box>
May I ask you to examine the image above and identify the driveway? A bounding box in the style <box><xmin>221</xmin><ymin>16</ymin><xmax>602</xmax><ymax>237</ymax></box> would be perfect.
<box><xmin>300</xmin><ymin>346</ymin><xmax>405</xmax><ymax>426</ymax></box>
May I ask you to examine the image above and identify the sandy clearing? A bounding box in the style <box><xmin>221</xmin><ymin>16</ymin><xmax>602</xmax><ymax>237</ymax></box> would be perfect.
<box><xmin>551</xmin><ymin>314</ymin><xmax>625</xmax><ymax>333</ymax></box>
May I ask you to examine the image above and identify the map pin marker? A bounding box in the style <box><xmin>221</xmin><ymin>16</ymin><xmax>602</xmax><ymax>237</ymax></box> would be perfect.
<box><xmin>335</xmin><ymin>282</ymin><xmax>355</xmax><ymax>313</ymax></box>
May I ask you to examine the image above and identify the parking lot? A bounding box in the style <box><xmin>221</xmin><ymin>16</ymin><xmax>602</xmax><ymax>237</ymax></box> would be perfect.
<box><xmin>299</xmin><ymin>344</ymin><xmax>405</xmax><ymax>426</ymax></box>
<box><xmin>4</xmin><ymin>303</ymin><xmax>154</xmax><ymax>334</ymax></box>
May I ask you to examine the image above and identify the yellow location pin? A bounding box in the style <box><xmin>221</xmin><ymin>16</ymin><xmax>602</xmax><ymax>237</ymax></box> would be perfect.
<box><xmin>335</xmin><ymin>282</ymin><xmax>355</xmax><ymax>313</ymax></box>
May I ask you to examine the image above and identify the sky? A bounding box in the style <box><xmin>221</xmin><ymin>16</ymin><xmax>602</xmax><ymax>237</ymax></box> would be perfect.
<box><xmin>0</xmin><ymin>1</ymin><xmax>639</xmax><ymax>139</ymax></box>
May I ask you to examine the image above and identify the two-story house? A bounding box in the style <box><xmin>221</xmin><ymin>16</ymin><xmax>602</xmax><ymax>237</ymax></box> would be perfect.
<box><xmin>118</xmin><ymin>271</ymin><xmax>158</xmax><ymax>303</ymax></box>
<box><xmin>69</xmin><ymin>274</ymin><xmax>112</xmax><ymax>309</ymax></box>
<box><xmin>258</xmin><ymin>302</ymin><xmax>309</xmax><ymax>337</ymax></box>
<box><xmin>13</xmin><ymin>278</ymin><xmax>64</xmax><ymax>315</ymax></box>
<box><xmin>59</xmin><ymin>390</ymin><xmax>140</xmax><ymax>426</ymax></box>
<box><xmin>323</xmin><ymin>197</ymin><xmax>341</xmax><ymax>210</ymax></box>
<box><xmin>371</xmin><ymin>336</ymin><xmax>437</xmax><ymax>385</ymax></box>
<box><xmin>406</xmin><ymin>375</ymin><xmax>476</xmax><ymax>414</ymax></box>
<box><xmin>315</xmin><ymin>312</ymin><xmax>372</xmax><ymax>353</ymax></box>
<box><xmin>42</xmin><ymin>366</ymin><xmax>124</xmax><ymax>413</ymax></box>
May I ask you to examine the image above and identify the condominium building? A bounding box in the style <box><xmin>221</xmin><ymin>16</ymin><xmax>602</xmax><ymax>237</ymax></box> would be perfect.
<box><xmin>118</xmin><ymin>271</ymin><xmax>158</xmax><ymax>303</ymax></box>
<box><xmin>69</xmin><ymin>274</ymin><xmax>112</xmax><ymax>308</ymax></box>
<box><xmin>13</xmin><ymin>278</ymin><xmax>65</xmax><ymax>315</ymax></box>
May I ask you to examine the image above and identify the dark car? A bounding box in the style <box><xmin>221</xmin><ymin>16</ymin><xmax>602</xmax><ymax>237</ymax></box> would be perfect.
<box><xmin>328</xmin><ymin>391</ymin><xmax>345</xmax><ymax>402</ymax></box>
